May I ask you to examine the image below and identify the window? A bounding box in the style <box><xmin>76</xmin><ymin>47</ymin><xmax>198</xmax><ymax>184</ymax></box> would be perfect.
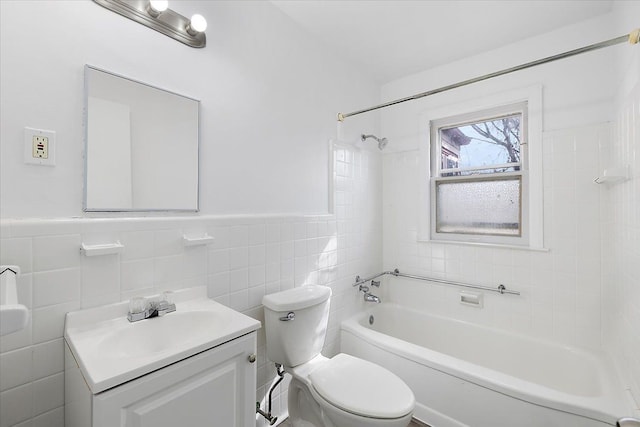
<box><xmin>430</xmin><ymin>102</ymin><xmax>530</xmax><ymax>245</ymax></box>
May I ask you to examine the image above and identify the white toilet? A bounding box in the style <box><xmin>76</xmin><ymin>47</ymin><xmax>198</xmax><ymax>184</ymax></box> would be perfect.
<box><xmin>263</xmin><ymin>285</ymin><xmax>415</xmax><ymax>427</ymax></box>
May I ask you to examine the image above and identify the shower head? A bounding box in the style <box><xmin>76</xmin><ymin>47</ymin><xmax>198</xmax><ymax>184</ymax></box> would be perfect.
<box><xmin>361</xmin><ymin>134</ymin><xmax>388</xmax><ymax>150</ymax></box>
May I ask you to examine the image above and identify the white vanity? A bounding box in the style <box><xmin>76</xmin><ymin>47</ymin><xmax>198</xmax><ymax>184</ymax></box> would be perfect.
<box><xmin>64</xmin><ymin>288</ymin><xmax>261</xmax><ymax>427</ymax></box>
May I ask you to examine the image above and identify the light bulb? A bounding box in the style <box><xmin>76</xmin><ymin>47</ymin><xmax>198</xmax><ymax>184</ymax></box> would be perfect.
<box><xmin>189</xmin><ymin>14</ymin><xmax>207</xmax><ymax>33</ymax></box>
<box><xmin>149</xmin><ymin>0</ymin><xmax>168</xmax><ymax>13</ymax></box>
<box><xmin>147</xmin><ymin>0</ymin><xmax>168</xmax><ymax>17</ymax></box>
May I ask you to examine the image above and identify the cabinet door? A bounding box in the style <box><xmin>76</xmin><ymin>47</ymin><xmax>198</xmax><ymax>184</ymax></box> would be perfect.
<box><xmin>93</xmin><ymin>332</ymin><xmax>256</xmax><ymax>427</ymax></box>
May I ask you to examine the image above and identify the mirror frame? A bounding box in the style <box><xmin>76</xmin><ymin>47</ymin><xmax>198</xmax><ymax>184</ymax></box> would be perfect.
<box><xmin>83</xmin><ymin>65</ymin><xmax>200</xmax><ymax>212</ymax></box>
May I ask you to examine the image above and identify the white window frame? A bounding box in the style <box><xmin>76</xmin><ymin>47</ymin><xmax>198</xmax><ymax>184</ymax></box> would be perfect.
<box><xmin>418</xmin><ymin>85</ymin><xmax>544</xmax><ymax>250</ymax></box>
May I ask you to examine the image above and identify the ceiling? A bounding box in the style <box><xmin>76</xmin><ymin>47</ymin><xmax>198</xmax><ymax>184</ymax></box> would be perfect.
<box><xmin>271</xmin><ymin>0</ymin><xmax>614</xmax><ymax>83</ymax></box>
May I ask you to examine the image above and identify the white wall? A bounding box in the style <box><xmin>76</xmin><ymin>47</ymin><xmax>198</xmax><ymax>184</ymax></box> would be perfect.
<box><xmin>380</xmin><ymin>3</ymin><xmax>639</xmax><ymax>416</ymax></box>
<box><xmin>0</xmin><ymin>1</ymin><xmax>383</xmax><ymax>426</ymax></box>
<box><xmin>0</xmin><ymin>0</ymin><xmax>378</xmax><ymax>217</ymax></box>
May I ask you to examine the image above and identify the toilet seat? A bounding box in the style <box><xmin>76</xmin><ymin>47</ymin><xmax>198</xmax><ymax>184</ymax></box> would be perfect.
<box><xmin>308</xmin><ymin>353</ymin><xmax>414</xmax><ymax>419</ymax></box>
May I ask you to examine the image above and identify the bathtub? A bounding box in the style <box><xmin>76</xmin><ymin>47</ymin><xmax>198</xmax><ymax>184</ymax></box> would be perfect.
<box><xmin>341</xmin><ymin>303</ymin><xmax>630</xmax><ymax>427</ymax></box>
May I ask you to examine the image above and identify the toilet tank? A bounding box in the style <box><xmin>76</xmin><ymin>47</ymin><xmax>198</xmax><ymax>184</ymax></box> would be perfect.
<box><xmin>262</xmin><ymin>286</ymin><xmax>331</xmax><ymax>367</ymax></box>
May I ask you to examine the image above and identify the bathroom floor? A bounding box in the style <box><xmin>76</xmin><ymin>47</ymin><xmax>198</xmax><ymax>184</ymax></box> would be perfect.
<box><xmin>278</xmin><ymin>420</ymin><xmax>429</xmax><ymax>427</ymax></box>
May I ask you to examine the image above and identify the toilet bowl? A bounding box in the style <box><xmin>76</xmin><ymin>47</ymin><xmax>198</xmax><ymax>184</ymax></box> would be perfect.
<box><xmin>262</xmin><ymin>286</ymin><xmax>415</xmax><ymax>427</ymax></box>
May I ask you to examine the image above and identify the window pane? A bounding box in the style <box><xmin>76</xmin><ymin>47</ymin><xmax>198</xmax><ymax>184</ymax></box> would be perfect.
<box><xmin>436</xmin><ymin>177</ymin><xmax>521</xmax><ymax>236</ymax></box>
<box><xmin>440</xmin><ymin>113</ymin><xmax>521</xmax><ymax>176</ymax></box>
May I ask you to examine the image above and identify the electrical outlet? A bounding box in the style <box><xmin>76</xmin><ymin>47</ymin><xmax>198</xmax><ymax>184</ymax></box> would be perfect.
<box><xmin>32</xmin><ymin>135</ymin><xmax>49</xmax><ymax>158</ymax></box>
<box><xmin>24</xmin><ymin>127</ymin><xmax>56</xmax><ymax>166</ymax></box>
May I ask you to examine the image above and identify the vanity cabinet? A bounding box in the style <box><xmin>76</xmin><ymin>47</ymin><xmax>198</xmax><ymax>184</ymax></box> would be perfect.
<box><xmin>66</xmin><ymin>332</ymin><xmax>257</xmax><ymax>427</ymax></box>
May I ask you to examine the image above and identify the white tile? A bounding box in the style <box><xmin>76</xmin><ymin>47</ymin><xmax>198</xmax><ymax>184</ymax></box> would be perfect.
<box><xmin>229</xmin><ymin>247</ymin><xmax>249</xmax><ymax>270</ymax></box>
<box><xmin>248</xmin><ymin>285</ymin><xmax>265</xmax><ymax>309</ymax></box>
<box><xmin>248</xmin><ymin>224</ymin><xmax>265</xmax><ymax>246</ymax></box>
<box><xmin>249</xmin><ymin>245</ymin><xmax>266</xmax><ymax>267</ymax></box>
<box><xmin>32</xmin><ymin>339</ymin><xmax>64</xmax><ymax>381</ymax></box>
<box><xmin>265</xmin><ymin>243</ymin><xmax>280</xmax><ymax>264</ymax></box>
<box><xmin>294</xmin><ymin>223</ymin><xmax>307</xmax><ymax>240</ymax></box>
<box><xmin>228</xmin><ymin>290</ymin><xmax>249</xmax><ymax>312</ymax></box>
<box><xmin>182</xmin><ymin>246</ymin><xmax>207</xmax><ymax>279</ymax></box>
<box><xmin>208</xmin><ymin>249</ymin><xmax>230</xmax><ymax>274</ymax></box>
<box><xmin>32</xmin><ymin>268</ymin><xmax>80</xmax><ymax>308</ymax></box>
<box><xmin>10</xmin><ymin>219</ymin><xmax>80</xmax><ymax>238</ymax></box>
<box><xmin>0</xmin><ymin>383</ymin><xmax>33</xmax><ymax>426</ymax></box>
<box><xmin>280</xmin><ymin>223</ymin><xmax>294</xmax><ymax>242</ymax></box>
<box><xmin>249</xmin><ymin>266</ymin><xmax>265</xmax><ymax>287</ymax></box>
<box><xmin>32</xmin><ymin>406</ymin><xmax>64</xmax><ymax>427</ymax></box>
<box><xmin>121</xmin><ymin>259</ymin><xmax>154</xmax><ymax>291</ymax></box>
<box><xmin>32</xmin><ymin>301</ymin><xmax>80</xmax><ymax>344</ymax></box>
<box><xmin>294</xmin><ymin>240</ymin><xmax>307</xmax><ymax>258</ymax></box>
<box><xmin>265</xmin><ymin>224</ymin><xmax>280</xmax><ymax>243</ymax></box>
<box><xmin>32</xmin><ymin>372</ymin><xmax>64</xmax><ymax>416</ymax></box>
<box><xmin>208</xmin><ymin>226</ymin><xmax>229</xmax><ymax>250</ymax></box>
<box><xmin>0</xmin><ymin>317</ymin><xmax>32</xmax><ymax>353</ymax></box>
<box><xmin>266</xmin><ymin>263</ymin><xmax>280</xmax><ymax>283</ymax></box>
<box><xmin>119</xmin><ymin>230</ymin><xmax>154</xmax><ymax>261</ymax></box>
<box><xmin>207</xmin><ymin>272</ymin><xmax>229</xmax><ymax>298</ymax></box>
<box><xmin>280</xmin><ymin>259</ymin><xmax>294</xmax><ymax>281</ymax></box>
<box><xmin>81</xmin><ymin>255</ymin><xmax>119</xmax><ymax>298</ymax></box>
<box><xmin>0</xmin><ymin>237</ymin><xmax>32</xmax><ymax>273</ymax></box>
<box><xmin>229</xmin><ymin>269</ymin><xmax>249</xmax><ymax>293</ymax></box>
<box><xmin>280</xmin><ymin>241</ymin><xmax>294</xmax><ymax>261</ymax></box>
<box><xmin>153</xmin><ymin>255</ymin><xmax>183</xmax><ymax>285</ymax></box>
<box><xmin>32</xmin><ymin>234</ymin><xmax>81</xmax><ymax>272</ymax></box>
<box><xmin>154</xmin><ymin>229</ymin><xmax>183</xmax><ymax>257</ymax></box>
<box><xmin>0</xmin><ymin>347</ymin><xmax>32</xmax><ymax>392</ymax></box>
<box><xmin>229</xmin><ymin>226</ymin><xmax>249</xmax><ymax>248</ymax></box>
<box><xmin>306</xmin><ymin>222</ymin><xmax>318</xmax><ymax>239</ymax></box>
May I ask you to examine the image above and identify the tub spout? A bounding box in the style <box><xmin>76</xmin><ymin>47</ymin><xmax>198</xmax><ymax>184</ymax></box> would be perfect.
<box><xmin>364</xmin><ymin>293</ymin><xmax>381</xmax><ymax>303</ymax></box>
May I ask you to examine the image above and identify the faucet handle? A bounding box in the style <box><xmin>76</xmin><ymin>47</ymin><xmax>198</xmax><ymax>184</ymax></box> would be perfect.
<box><xmin>358</xmin><ymin>284</ymin><xmax>370</xmax><ymax>293</ymax></box>
<box><xmin>129</xmin><ymin>297</ymin><xmax>147</xmax><ymax>314</ymax></box>
<box><xmin>370</xmin><ymin>280</ymin><xmax>380</xmax><ymax>288</ymax></box>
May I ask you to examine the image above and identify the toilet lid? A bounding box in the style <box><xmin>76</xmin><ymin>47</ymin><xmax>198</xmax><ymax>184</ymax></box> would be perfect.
<box><xmin>309</xmin><ymin>353</ymin><xmax>415</xmax><ymax>419</ymax></box>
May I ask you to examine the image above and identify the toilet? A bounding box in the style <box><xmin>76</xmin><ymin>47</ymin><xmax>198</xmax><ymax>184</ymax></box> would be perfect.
<box><xmin>263</xmin><ymin>285</ymin><xmax>415</xmax><ymax>427</ymax></box>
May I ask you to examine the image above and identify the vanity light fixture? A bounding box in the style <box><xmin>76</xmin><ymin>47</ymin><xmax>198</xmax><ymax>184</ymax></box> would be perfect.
<box><xmin>92</xmin><ymin>0</ymin><xmax>207</xmax><ymax>48</ymax></box>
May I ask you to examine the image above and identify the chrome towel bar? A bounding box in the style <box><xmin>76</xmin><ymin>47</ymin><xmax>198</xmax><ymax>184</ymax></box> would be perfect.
<box><xmin>353</xmin><ymin>268</ymin><xmax>520</xmax><ymax>296</ymax></box>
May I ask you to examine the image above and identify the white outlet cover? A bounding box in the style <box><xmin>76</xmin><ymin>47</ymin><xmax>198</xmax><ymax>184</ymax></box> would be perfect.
<box><xmin>24</xmin><ymin>127</ymin><xmax>56</xmax><ymax>166</ymax></box>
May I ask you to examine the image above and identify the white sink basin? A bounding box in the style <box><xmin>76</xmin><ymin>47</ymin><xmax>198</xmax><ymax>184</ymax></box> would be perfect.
<box><xmin>0</xmin><ymin>304</ymin><xmax>29</xmax><ymax>336</ymax></box>
<box><xmin>98</xmin><ymin>310</ymin><xmax>226</xmax><ymax>358</ymax></box>
<box><xmin>64</xmin><ymin>288</ymin><xmax>261</xmax><ymax>393</ymax></box>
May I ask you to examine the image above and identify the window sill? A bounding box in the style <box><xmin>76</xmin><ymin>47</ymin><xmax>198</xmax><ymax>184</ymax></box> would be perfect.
<box><xmin>416</xmin><ymin>237</ymin><xmax>549</xmax><ymax>252</ymax></box>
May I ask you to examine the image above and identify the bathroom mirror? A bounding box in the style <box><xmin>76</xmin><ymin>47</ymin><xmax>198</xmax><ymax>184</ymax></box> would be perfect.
<box><xmin>84</xmin><ymin>65</ymin><xmax>199</xmax><ymax>211</ymax></box>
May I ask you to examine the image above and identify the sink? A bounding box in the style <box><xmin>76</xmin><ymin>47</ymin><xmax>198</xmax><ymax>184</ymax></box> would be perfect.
<box><xmin>0</xmin><ymin>304</ymin><xmax>29</xmax><ymax>336</ymax></box>
<box><xmin>64</xmin><ymin>288</ymin><xmax>261</xmax><ymax>393</ymax></box>
<box><xmin>98</xmin><ymin>310</ymin><xmax>226</xmax><ymax>358</ymax></box>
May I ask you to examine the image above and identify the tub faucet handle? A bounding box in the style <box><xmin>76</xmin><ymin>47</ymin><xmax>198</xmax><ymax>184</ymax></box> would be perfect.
<box><xmin>371</xmin><ymin>280</ymin><xmax>380</xmax><ymax>288</ymax></box>
<box><xmin>358</xmin><ymin>284</ymin><xmax>369</xmax><ymax>293</ymax></box>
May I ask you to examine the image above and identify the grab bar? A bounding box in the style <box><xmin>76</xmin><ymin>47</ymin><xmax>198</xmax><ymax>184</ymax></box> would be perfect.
<box><xmin>353</xmin><ymin>268</ymin><xmax>520</xmax><ymax>296</ymax></box>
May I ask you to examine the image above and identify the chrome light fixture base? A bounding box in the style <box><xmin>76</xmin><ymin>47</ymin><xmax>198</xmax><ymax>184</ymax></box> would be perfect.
<box><xmin>93</xmin><ymin>0</ymin><xmax>206</xmax><ymax>48</ymax></box>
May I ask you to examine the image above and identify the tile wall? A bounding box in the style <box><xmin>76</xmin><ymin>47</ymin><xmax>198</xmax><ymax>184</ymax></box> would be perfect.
<box><xmin>602</xmin><ymin>82</ymin><xmax>640</xmax><ymax>413</ymax></box>
<box><xmin>382</xmin><ymin>122</ymin><xmax>609</xmax><ymax>349</ymax></box>
<box><xmin>0</xmin><ymin>143</ymin><xmax>381</xmax><ymax>427</ymax></box>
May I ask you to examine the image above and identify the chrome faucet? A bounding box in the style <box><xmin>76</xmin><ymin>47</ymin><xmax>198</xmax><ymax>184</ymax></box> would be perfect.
<box><xmin>358</xmin><ymin>282</ymin><xmax>381</xmax><ymax>303</ymax></box>
<box><xmin>363</xmin><ymin>293</ymin><xmax>381</xmax><ymax>303</ymax></box>
<box><xmin>127</xmin><ymin>295</ymin><xmax>176</xmax><ymax>322</ymax></box>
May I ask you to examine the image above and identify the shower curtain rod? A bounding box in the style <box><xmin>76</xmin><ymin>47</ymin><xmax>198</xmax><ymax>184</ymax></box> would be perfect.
<box><xmin>337</xmin><ymin>28</ymin><xmax>640</xmax><ymax>122</ymax></box>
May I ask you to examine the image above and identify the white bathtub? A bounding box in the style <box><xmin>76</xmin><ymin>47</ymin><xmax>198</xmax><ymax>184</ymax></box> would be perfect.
<box><xmin>341</xmin><ymin>303</ymin><xmax>630</xmax><ymax>427</ymax></box>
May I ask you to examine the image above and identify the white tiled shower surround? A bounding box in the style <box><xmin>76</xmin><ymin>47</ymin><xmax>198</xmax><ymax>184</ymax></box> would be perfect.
<box><xmin>383</xmin><ymin>122</ymin><xmax>609</xmax><ymax>349</ymax></box>
<box><xmin>603</xmin><ymin>79</ymin><xmax>640</xmax><ymax>409</ymax></box>
<box><xmin>0</xmin><ymin>145</ymin><xmax>382</xmax><ymax>427</ymax></box>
